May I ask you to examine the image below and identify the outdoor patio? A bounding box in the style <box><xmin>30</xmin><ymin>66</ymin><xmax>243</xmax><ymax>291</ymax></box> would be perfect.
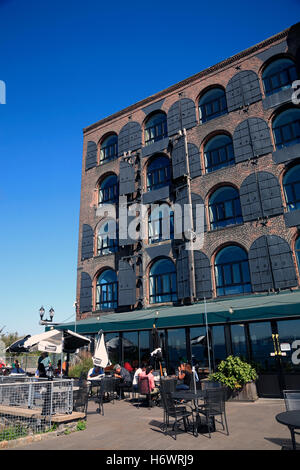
<box><xmin>7</xmin><ymin>397</ymin><xmax>297</xmax><ymax>451</ymax></box>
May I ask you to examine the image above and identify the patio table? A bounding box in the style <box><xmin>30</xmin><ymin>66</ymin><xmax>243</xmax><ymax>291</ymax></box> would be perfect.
<box><xmin>276</xmin><ymin>411</ymin><xmax>300</xmax><ymax>450</ymax></box>
<box><xmin>171</xmin><ymin>390</ymin><xmax>215</xmax><ymax>436</ymax></box>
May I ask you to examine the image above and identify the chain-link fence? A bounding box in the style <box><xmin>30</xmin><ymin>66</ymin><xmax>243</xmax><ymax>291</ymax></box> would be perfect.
<box><xmin>3</xmin><ymin>354</ymin><xmax>78</xmax><ymax>373</ymax></box>
<box><xmin>0</xmin><ymin>378</ymin><xmax>74</xmax><ymax>441</ymax></box>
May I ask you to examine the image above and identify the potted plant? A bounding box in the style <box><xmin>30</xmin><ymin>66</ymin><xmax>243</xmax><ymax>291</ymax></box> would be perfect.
<box><xmin>207</xmin><ymin>356</ymin><xmax>258</xmax><ymax>401</ymax></box>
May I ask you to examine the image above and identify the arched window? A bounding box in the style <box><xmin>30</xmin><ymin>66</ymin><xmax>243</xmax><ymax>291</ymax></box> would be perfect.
<box><xmin>147</xmin><ymin>155</ymin><xmax>171</xmax><ymax>191</ymax></box>
<box><xmin>100</xmin><ymin>134</ymin><xmax>118</xmax><ymax>163</ymax></box>
<box><xmin>144</xmin><ymin>112</ymin><xmax>168</xmax><ymax>146</ymax></box>
<box><xmin>263</xmin><ymin>58</ymin><xmax>297</xmax><ymax>96</ymax></box>
<box><xmin>209</xmin><ymin>186</ymin><xmax>243</xmax><ymax>230</ymax></box>
<box><xmin>149</xmin><ymin>258</ymin><xmax>177</xmax><ymax>304</ymax></box>
<box><xmin>97</xmin><ymin>220</ymin><xmax>118</xmax><ymax>255</ymax></box>
<box><xmin>283</xmin><ymin>164</ymin><xmax>300</xmax><ymax>211</ymax></box>
<box><xmin>96</xmin><ymin>269</ymin><xmax>118</xmax><ymax>310</ymax></box>
<box><xmin>214</xmin><ymin>246</ymin><xmax>251</xmax><ymax>297</ymax></box>
<box><xmin>204</xmin><ymin>134</ymin><xmax>235</xmax><ymax>173</ymax></box>
<box><xmin>148</xmin><ymin>205</ymin><xmax>174</xmax><ymax>244</ymax></box>
<box><xmin>199</xmin><ymin>88</ymin><xmax>228</xmax><ymax>124</ymax></box>
<box><xmin>99</xmin><ymin>174</ymin><xmax>118</xmax><ymax>204</ymax></box>
<box><xmin>272</xmin><ymin>108</ymin><xmax>300</xmax><ymax>149</ymax></box>
<box><xmin>296</xmin><ymin>237</ymin><xmax>300</xmax><ymax>272</ymax></box>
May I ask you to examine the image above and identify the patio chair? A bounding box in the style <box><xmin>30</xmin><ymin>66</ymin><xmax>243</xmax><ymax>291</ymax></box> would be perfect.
<box><xmin>160</xmin><ymin>389</ymin><xmax>196</xmax><ymax>440</ymax></box>
<box><xmin>137</xmin><ymin>376</ymin><xmax>152</xmax><ymax>408</ymax></box>
<box><xmin>73</xmin><ymin>379</ymin><xmax>89</xmax><ymax>418</ymax></box>
<box><xmin>198</xmin><ymin>387</ymin><xmax>229</xmax><ymax>438</ymax></box>
<box><xmin>160</xmin><ymin>377</ymin><xmax>177</xmax><ymax>394</ymax></box>
<box><xmin>283</xmin><ymin>390</ymin><xmax>300</xmax><ymax>411</ymax></box>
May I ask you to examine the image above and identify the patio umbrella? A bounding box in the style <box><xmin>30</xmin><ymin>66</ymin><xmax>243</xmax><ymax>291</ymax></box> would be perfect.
<box><xmin>93</xmin><ymin>330</ymin><xmax>110</xmax><ymax>368</ymax></box>
<box><xmin>5</xmin><ymin>335</ymin><xmax>31</xmax><ymax>353</ymax></box>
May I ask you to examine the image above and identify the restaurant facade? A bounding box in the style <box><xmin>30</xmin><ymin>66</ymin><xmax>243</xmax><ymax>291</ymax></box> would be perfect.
<box><xmin>55</xmin><ymin>23</ymin><xmax>300</xmax><ymax>398</ymax></box>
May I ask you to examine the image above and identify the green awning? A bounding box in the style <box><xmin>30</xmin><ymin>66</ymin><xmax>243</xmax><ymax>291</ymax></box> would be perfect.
<box><xmin>50</xmin><ymin>290</ymin><xmax>300</xmax><ymax>334</ymax></box>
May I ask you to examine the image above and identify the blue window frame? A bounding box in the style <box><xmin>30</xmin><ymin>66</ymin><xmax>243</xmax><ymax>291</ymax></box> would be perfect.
<box><xmin>263</xmin><ymin>58</ymin><xmax>297</xmax><ymax>96</ymax></box>
<box><xmin>148</xmin><ymin>205</ymin><xmax>174</xmax><ymax>243</ymax></box>
<box><xmin>283</xmin><ymin>164</ymin><xmax>300</xmax><ymax>211</ymax></box>
<box><xmin>96</xmin><ymin>269</ymin><xmax>118</xmax><ymax>310</ymax></box>
<box><xmin>145</xmin><ymin>112</ymin><xmax>168</xmax><ymax>146</ymax></box>
<box><xmin>296</xmin><ymin>238</ymin><xmax>300</xmax><ymax>272</ymax></box>
<box><xmin>100</xmin><ymin>134</ymin><xmax>118</xmax><ymax>163</ymax></box>
<box><xmin>272</xmin><ymin>109</ymin><xmax>300</xmax><ymax>149</ymax></box>
<box><xmin>204</xmin><ymin>135</ymin><xmax>235</xmax><ymax>173</ymax></box>
<box><xmin>147</xmin><ymin>156</ymin><xmax>171</xmax><ymax>191</ymax></box>
<box><xmin>209</xmin><ymin>186</ymin><xmax>243</xmax><ymax>230</ymax></box>
<box><xmin>215</xmin><ymin>246</ymin><xmax>251</xmax><ymax>297</ymax></box>
<box><xmin>149</xmin><ymin>258</ymin><xmax>177</xmax><ymax>304</ymax></box>
<box><xmin>99</xmin><ymin>175</ymin><xmax>118</xmax><ymax>204</ymax></box>
<box><xmin>199</xmin><ymin>88</ymin><xmax>228</xmax><ymax>124</ymax></box>
<box><xmin>97</xmin><ymin>220</ymin><xmax>118</xmax><ymax>255</ymax></box>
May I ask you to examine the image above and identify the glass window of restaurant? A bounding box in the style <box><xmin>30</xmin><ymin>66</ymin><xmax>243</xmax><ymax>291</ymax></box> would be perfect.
<box><xmin>277</xmin><ymin>319</ymin><xmax>300</xmax><ymax>372</ymax></box>
<box><xmin>105</xmin><ymin>332</ymin><xmax>121</xmax><ymax>365</ymax></box>
<box><xmin>139</xmin><ymin>330</ymin><xmax>151</xmax><ymax>365</ymax></box>
<box><xmin>190</xmin><ymin>326</ymin><xmax>209</xmax><ymax>370</ymax></box>
<box><xmin>211</xmin><ymin>325</ymin><xmax>227</xmax><ymax>368</ymax></box>
<box><xmin>167</xmin><ymin>328</ymin><xmax>187</xmax><ymax>374</ymax></box>
<box><xmin>231</xmin><ymin>324</ymin><xmax>248</xmax><ymax>360</ymax></box>
<box><xmin>122</xmin><ymin>332</ymin><xmax>139</xmax><ymax>368</ymax></box>
<box><xmin>248</xmin><ymin>322</ymin><xmax>276</xmax><ymax>373</ymax></box>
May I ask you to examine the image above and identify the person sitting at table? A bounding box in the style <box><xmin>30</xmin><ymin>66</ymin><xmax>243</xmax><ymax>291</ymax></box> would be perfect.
<box><xmin>10</xmin><ymin>360</ymin><xmax>25</xmax><ymax>374</ymax></box>
<box><xmin>139</xmin><ymin>366</ymin><xmax>159</xmax><ymax>401</ymax></box>
<box><xmin>124</xmin><ymin>361</ymin><xmax>133</xmax><ymax>373</ymax></box>
<box><xmin>113</xmin><ymin>364</ymin><xmax>132</xmax><ymax>399</ymax></box>
<box><xmin>132</xmin><ymin>363</ymin><xmax>147</xmax><ymax>392</ymax></box>
<box><xmin>88</xmin><ymin>365</ymin><xmax>105</xmax><ymax>380</ymax></box>
<box><xmin>176</xmin><ymin>363</ymin><xmax>193</xmax><ymax>390</ymax></box>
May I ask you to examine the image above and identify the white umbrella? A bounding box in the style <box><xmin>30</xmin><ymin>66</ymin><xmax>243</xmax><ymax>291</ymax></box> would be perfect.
<box><xmin>93</xmin><ymin>330</ymin><xmax>110</xmax><ymax>368</ymax></box>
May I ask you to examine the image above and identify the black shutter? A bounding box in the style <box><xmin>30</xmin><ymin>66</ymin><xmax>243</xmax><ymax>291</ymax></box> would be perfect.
<box><xmin>167</xmin><ymin>98</ymin><xmax>197</xmax><ymax>136</ymax></box>
<box><xmin>267</xmin><ymin>235</ymin><xmax>298</xmax><ymax>290</ymax></box>
<box><xmin>188</xmin><ymin>143</ymin><xmax>201</xmax><ymax>179</ymax></box>
<box><xmin>79</xmin><ymin>272</ymin><xmax>92</xmax><ymax>313</ymax></box>
<box><xmin>240</xmin><ymin>172</ymin><xmax>283</xmax><ymax>221</ymax></box>
<box><xmin>249</xmin><ymin>236</ymin><xmax>273</xmax><ymax>292</ymax></box>
<box><xmin>81</xmin><ymin>224</ymin><xmax>94</xmax><ymax>260</ymax></box>
<box><xmin>176</xmin><ymin>248</ymin><xmax>190</xmax><ymax>300</ymax></box>
<box><xmin>118</xmin><ymin>121</ymin><xmax>142</xmax><ymax>156</ymax></box>
<box><xmin>118</xmin><ymin>260</ymin><xmax>136</xmax><ymax>306</ymax></box>
<box><xmin>240</xmin><ymin>173</ymin><xmax>262</xmax><ymax>222</ymax></box>
<box><xmin>194</xmin><ymin>251</ymin><xmax>212</xmax><ymax>300</ymax></box>
<box><xmin>172</xmin><ymin>135</ymin><xmax>187</xmax><ymax>179</ymax></box>
<box><xmin>85</xmin><ymin>141</ymin><xmax>97</xmax><ymax>170</ymax></box>
<box><xmin>233</xmin><ymin>118</ymin><xmax>272</xmax><ymax>163</ymax></box>
<box><xmin>226</xmin><ymin>71</ymin><xmax>261</xmax><ymax>112</ymax></box>
<box><xmin>174</xmin><ymin>187</ymin><xmax>189</xmax><ymax>239</ymax></box>
<box><xmin>119</xmin><ymin>160</ymin><xmax>135</xmax><ymax>195</ymax></box>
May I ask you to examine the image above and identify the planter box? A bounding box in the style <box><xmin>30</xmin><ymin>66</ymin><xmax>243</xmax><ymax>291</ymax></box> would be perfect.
<box><xmin>226</xmin><ymin>382</ymin><xmax>258</xmax><ymax>402</ymax></box>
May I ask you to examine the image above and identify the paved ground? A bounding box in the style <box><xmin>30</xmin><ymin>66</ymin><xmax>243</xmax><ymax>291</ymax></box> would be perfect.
<box><xmin>8</xmin><ymin>396</ymin><xmax>297</xmax><ymax>450</ymax></box>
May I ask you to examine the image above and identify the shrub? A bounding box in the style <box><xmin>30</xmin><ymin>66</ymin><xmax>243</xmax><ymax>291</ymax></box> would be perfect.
<box><xmin>76</xmin><ymin>420</ymin><xmax>86</xmax><ymax>431</ymax></box>
<box><xmin>68</xmin><ymin>351</ymin><xmax>93</xmax><ymax>378</ymax></box>
<box><xmin>208</xmin><ymin>355</ymin><xmax>258</xmax><ymax>390</ymax></box>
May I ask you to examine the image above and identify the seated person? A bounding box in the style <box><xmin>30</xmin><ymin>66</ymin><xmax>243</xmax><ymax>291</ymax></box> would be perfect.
<box><xmin>132</xmin><ymin>363</ymin><xmax>146</xmax><ymax>391</ymax></box>
<box><xmin>113</xmin><ymin>364</ymin><xmax>132</xmax><ymax>399</ymax></box>
<box><xmin>124</xmin><ymin>361</ymin><xmax>133</xmax><ymax>373</ymax></box>
<box><xmin>54</xmin><ymin>360</ymin><xmax>66</xmax><ymax>376</ymax></box>
<box><xmin>10</xmin><ymin>360</ymin><xmax>25</xmax><ymax>374</ymax></box>
<box><xmin>139</xmin><ymin>366</ymin><xmax>159</xmax><ymax>399</ymax></box>
<box><xmin>87</xmin><ymin>365</ymin><xmax>105</xmax><ymax>380</ymax></box>
<box><xmin>176</xmin><ymin>363</ymin><xmax>193</xmax><ymax>391</ymax></box>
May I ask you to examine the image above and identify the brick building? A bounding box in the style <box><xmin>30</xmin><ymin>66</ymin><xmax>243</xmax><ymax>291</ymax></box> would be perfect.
<box><xmin>57</xmin><ymin>23</ymin><xmax>300</xmax><ymax>397</ymax></box>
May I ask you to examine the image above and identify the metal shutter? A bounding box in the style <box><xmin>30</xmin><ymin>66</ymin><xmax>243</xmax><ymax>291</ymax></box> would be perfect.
<box><xmin>240</xmin><ymin>173</ymin><xmax>262</xmax><ymax>221</ymax></box>
<box><xmin>233</xmin><ymin>118</ymin><xmax>272</xmax><ymax>163</ymax></box>
<box><xmin>188</xmin><ymin>143</ymin><xmax>201</xmax><ymax>179</ymax></box>
<box><xmin>119</xmin><ymin>160</ymin><xmax>135</xmax><ymax>195</ymax></box>
<box><xmin>249</xmin><ymin>236</ymin><xmax>273</xmax><ymax>292</ymax></box>
<box><xmin>167</xmin><ymin>98</ymin><xmax>197</xmax><ymax>136</ymax></box>
<box><xmin>118</xmin><ymin>121</ymin><xmax>142</xmax><ymax>155</ymax></box>
<box><xmin>267</xmin><ymin>235</ymin><xmax>298</xmax><ymax>290</ymax></box>
<box><xmin>258</xmin><ymin>172</ymin><xmax>283</xmax><ymax>218</ymax></box>
<box><xmin>85</xmin><ymin>141</ymin><xmax>97</xmax><ymax>170</ymax></box>
<box><xmin>194</xmin><ymin>251</ymin><xmax>212</xmax><ymax>300</ymax></box>
<box><xmin>172</xmin><ymin>135</ymin><xmax>187</xmax><ymax>179</ymax></box>
<box><xmin>174</xmin><ymin>187</ymin><xmax>189</xmax><ymax>239</ymax></box>
<box><xmin>118</xmin><ymin>260</ymin><xmax>136</xmax><ymax>306</ymax></box>
<box><xmin>226</xmin><ymin>70</ymin><xmax>262</xmax><ymax>112</ymax></box>
<box><xmin>176</xmin><ymin>248</ymin><xmax>190</xmax><ymax>300</ymax></box>
<box><xmin>81</xmin><ymin>224</ymin><xmax>94</xmax><ymax>260</ymax></box>
<box><xmin>79</xmin><ymin>272</ymin><xmax>92</xmax><ymax>313</ymax></box>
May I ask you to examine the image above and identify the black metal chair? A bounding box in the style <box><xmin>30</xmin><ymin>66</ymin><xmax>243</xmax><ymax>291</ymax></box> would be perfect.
<box><xmin>283</xmin><ymin>390</ymin><xmax>300</xmax><ymax>411</ymax></box>
<box><xmin>198</xmin><ymin>387</ymin><xmax>229</xmax><ymax>438</ymax></box>
<box><xmin>160</xmin><ymin>389</ymin><xmax>196</xmax><ymax>440</ymax></box>
<box><xmin>94</xmin><ymin>377</ymin><xmax>117</xmax><ymax>415</ymax></box>
<box><xmin>73</xmin><ymin>379</ymin><xmax>89</xmax><ymax>418</ymax></box>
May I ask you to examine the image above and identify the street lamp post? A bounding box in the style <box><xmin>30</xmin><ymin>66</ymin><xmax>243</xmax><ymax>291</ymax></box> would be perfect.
<box><xmin>39</xmin><ymin>306</ymin><xmax>59</xmax><ymax>326</ymax></box>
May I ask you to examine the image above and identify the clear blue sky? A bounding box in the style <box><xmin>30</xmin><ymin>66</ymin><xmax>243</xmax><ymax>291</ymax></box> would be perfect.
<box><xmin>0</xmin><ymin>0</ymin><xmax>299</xmax><ymax>336</ymax></box>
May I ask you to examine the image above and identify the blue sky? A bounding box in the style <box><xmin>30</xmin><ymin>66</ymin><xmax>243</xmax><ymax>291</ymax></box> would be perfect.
<box><xmin>0</xmin><ymin>0</ymin><xmax>299</xmax><ymax>336</ymax></box>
